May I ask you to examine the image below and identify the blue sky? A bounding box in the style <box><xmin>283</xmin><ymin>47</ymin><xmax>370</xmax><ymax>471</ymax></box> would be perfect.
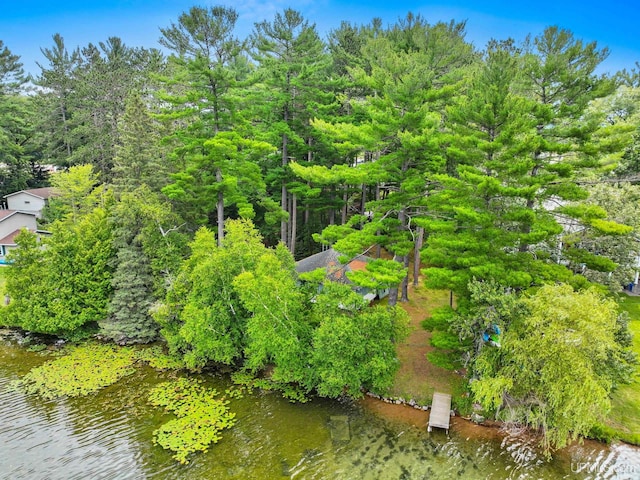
<box><xmin>3</xmin><ymin>1</ymin><xmax>639</xmax><ymax>76</ymax></box>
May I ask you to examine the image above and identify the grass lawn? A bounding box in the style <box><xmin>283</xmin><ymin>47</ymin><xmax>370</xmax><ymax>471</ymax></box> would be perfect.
<box><xmin>386</xmin><ymin>284</ymin><xmax>465</xmax><ymax>408</ymax></box>
<box><xmin>606</xmin><ymin>295</ymin><xmax>640</xmax><ymax>439</ymax></box>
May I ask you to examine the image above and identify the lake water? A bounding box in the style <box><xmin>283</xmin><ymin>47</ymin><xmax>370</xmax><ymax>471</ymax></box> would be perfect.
<box><xmin>1</xmin><ymin>338</ymin><xmax>638</xmax><ymax>480</ymax></box>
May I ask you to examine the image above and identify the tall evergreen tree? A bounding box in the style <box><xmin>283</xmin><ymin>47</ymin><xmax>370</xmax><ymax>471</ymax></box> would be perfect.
<box><xmin>33</xmin><ymin>34</ymin><xmax>80</xmax><ymax>166</ymax></box>
<box><xmin>112</xmin><ymin>91</ymin><xmax>171</xmax><ymax>194</ymax></box>
<box><xmin>159</xmin><ymin>6</ymin><xmax>275</xmax><ymax>243</ymax></box>
<box><xmin>250</xmin><ymin>8</ymin><xmax>333</xmax><ymax>252</ymax></box>
<box><xmin>422</xmin><ymin>28</ymin><xmax>617</xmax><ymax>297</ymax></box>
<box><xmin>99</xmin><ymin>187</ymin><xmax>163</xmax><ymax>344</ymax></box>
<box><xmin>35</xmin><ymin>35</ymin><xmax>164</xmax><ymax>176</ymax></box>
<box><xmin>0</xmin><ymin>41</ymin><xmax>34</xmax><ymax>197</ymax></box>
<box><xmin>294</xmin><ymin>15</ymin><xmax>476</xmax><ymax>303</ymax></box>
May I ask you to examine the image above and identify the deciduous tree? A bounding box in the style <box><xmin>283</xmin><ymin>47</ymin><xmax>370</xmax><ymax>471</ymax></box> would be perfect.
<box><xmin>471</xmin><ymin>284</ymin><xmax>634</xmax><ymax>453</ymax></box>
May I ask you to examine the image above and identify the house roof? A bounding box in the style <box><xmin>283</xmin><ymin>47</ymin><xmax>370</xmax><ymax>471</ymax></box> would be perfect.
<box><xmin>295</xmin><ymin>248</ymin><xmax>342</xmax><ymax>274</ymax></box>
<box><xmin>0</xmin><ymin>210</ymin><xmax>37</xmax><ymax>222</ymax></box>
<box><xmin>0</xmin><ymin>228</ymin><xmax>50</xmax><ymax>246</ymax></box>
<box><xmin>4</xmin><ymin>187</ymin><xmax>54</xmax><ymax>200</ymax></box>
<box><xmin>295</xmin><ymin>248</ymin><xmax>373</xmax><ymax>284</ymax></box>
<box><xmin>0</xmin><ymin>229</ymin><xmax>24</xmax><ymax>246</ymax></box>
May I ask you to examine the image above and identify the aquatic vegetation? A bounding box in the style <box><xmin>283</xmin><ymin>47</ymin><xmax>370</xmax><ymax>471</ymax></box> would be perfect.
<box><xmin>12</xmin><ymin>342</ymin><xmax>136</xmax><ymax>399</ymax></box>
<box><xmin>134</xmin><ymin>344</ymin><xmax>191</xmax><ymax>371</ymax></box>
<box><xmin>25</xmin><ymin>343</ymin><xmax>48</xmax><ymax>353</ymax></box>
<box><xmin>148</xmin><ymin>378</ymin><xmax>237</xmax><ymax>464</ymax></box>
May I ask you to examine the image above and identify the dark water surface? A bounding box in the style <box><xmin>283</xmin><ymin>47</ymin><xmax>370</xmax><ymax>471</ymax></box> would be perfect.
<box><xmin>1</xmin><ymin>340</ymin><xmax>638</xmax><ymax>480</ymax></box>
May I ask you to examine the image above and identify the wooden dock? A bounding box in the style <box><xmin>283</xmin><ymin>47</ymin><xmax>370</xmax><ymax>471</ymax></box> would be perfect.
<box><xmin>428</xmin><ymin>392</ymin><xmax>452</xmax><ymax>434</ymax></box>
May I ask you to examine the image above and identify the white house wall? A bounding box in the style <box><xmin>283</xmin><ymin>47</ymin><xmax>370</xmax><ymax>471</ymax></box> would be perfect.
<box><xmin>6</xmin><ymin>193</ymin><xmax>47</xmax><ymax>216</ymax></box>
<box><xmin>0</xmin><ymin>213</ymin><xmax>38</xmax><ymax>238</ymax></box>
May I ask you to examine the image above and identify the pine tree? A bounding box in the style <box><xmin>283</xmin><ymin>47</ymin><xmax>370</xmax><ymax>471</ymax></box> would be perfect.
<box><xmin>294</xmin><ymin>15</ymin><xmax>476</xmax><ymax>303</ymax></box>
<box><xmin>100</xmin><ymin>242</ymin><xmax>157</xmax><ymax>344</ymax></box>
<box><xmin>250</xmin><ymin>8</ymin><xmax>333</xmax><ymax>251</ymax></box>
<box><xmin>159</xmin><ymin>6</ymin><xmax>275</xmax><ymax>242</ymax></box>
<box><xmin>0</xmin><ymin>41</ymin><xmax>34</xmax><ymax>196</ymax></box>
<box><xmin>33</xmin><ymin>34</ymin><xmax>80</xmax><ymax>166</ymax></box>
<box><xmin>112</xmin><ymin>91</ymin><xmax>170</xmax><ymax>194</ymax></box>
<box><xmin>35</xmin><ymin>35</ymin><xmax>163</xmax><ymax>176</ymax></box>
<box><xmin>422</xmin><ymin>29</ymin><xmax>617</xmax><ymax>297</ymax></box>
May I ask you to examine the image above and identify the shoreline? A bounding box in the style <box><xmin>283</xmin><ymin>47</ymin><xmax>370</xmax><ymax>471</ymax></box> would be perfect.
<box><xmin>2</xmin><ymin>327</ymin><xmax>638</xmax><ymax>451</ymax></box>
<box><xmin>361</xmin><ymin>392</ymin><xmax>505</xmax><ymax>438</ymax></box>
<box><xmin>360</xmin><ymin>391</ymin><xmax>640</xmax><ymax>454</ymax></box>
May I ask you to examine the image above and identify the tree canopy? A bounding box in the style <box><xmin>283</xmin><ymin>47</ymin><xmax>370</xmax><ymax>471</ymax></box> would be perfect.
<box><xmin>0</xmin><ymin>9</ymin><xmax>638</xmax><ymax>448</ymax></box>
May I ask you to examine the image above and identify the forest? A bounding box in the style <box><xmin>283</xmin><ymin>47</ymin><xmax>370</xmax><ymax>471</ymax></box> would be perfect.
<box><xmin>1</xmin><ymin>5</ymin><xmax>639</xmax><ymax>453</ymax></box>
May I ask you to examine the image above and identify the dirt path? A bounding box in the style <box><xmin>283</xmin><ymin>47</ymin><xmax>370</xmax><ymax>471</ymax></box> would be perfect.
<box><xmin>388</xmin><ymin>284</ymin><xmax>463</xmax><ymax>405</ymax></box>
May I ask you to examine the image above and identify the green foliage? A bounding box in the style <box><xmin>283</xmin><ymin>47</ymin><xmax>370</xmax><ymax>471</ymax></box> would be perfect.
<box><xmin>234</xmin><ymin>249</ymin><xmax>310</xmax><ymax>385</ymax></box>
<box><xmin>100</xmin><ymin>242</ymin><xmax>157</xmax><ymax>344</ymax></box>
<box><xmin>230</xmin><ymin>371</ymin><xmax>309</xmax><ymax>403</ymax></box>
<box><xmin>116</xmin><ymin>185</ymin><xmax>189</xmax><ymax>299</ymax></box>
<box><xmin>0</xmin><ymin>41</ymin><xmax>36</xmax><ymax>196</ymax></box>
<box><xmin>471</xmin><ymin>284</ymin><xmax>634</xmax><ymax>454</ymax></box>
<box><xmin>0</xmin><ymin>230</ymin><xmax>47</xmax><ymax>329</ymax></box>
<box><xmin>588</xmin><ymin>423</ymin><xmax>640</xmax><ymax>447</ymax></box>
<box><xmin>44</xmin><ymin>164</ymin><xmax>104</xmax><ymax>223</ymax></box>
<box><xmin>565</xmin><ymin>248</ymin><xmax>618</xmax><ymax>272</ymax></box>
<box><xmin>34</xmin><ymin>35</ymin><xmax>163</xmax><ymax>177</ymax></box>
<box><xmin>99</xmin><ymin>187</ymin><xmax>180</xmax><ymax>344</ymax></box>
<box><xmin>156</xmin><ymin>219</ymin><xmax>408</xmax><ymax>401</ymax></box>
<box><xmin>3</xmin><ymin>200</ymin><xmax>115</xmax><ymax>339</ymax></box>
<box><xmin>12</xmin><ymin>343</ymin><xmax>136</xmax><ymax>399</ymax></box>
<box><xmin>346</xmin><ymin>258</ymin><xmax>407</xmax><ymax>290</ymax></box>
<box><xmin>588</xmin><ymin>423</ymin><xmax>618</xmax><ymax>444</ymax></box>
<box><xmin>425</xmin><ymin>351</ymin><xmax>458</xmax><ymax>371</ymax></box>
<box><xmin>421</xmin><ymin>28</ymin><xmax>615</xmax><ymax>304</ymax></box>
<box><xmin>154</xmin><ymin>220</ymin><xmax>272</xmax><ymax>368</ymax></box>
<box><xmin>112</xmin><ymin>91</ymin><xmax>171</xmax><ymax>194</ymax></box>
<box><xmin>422</xmin><ymin>280</ymin><xmax>521</xmax><ymax>372</ymax></box>
<box><xmin>40</xmin><ymin>206</ymin><xmax>115</xmax><ymax>336</ymax></box>
<box><xmin>310</xmin><ymin>282</ymin><xmax>410</xmax><ymax>398</ymax></box>
<box><xmin>148</xmin><ymin>378</ymin><xmax>237</xmax><ymax>464</ymax></box>
<box><xmin>559</xmin><ymin>183</ymin><xmax>640</xmax><ymax>290</ymax></box>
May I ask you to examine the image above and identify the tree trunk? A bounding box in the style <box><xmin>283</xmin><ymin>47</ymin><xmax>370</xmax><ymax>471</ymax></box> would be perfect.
<box><xmin>341</xmin><ymin>188</ymin><xmax>348</xmax><ymax>225</ymax></box>
<box><xmin>400</xmin><ymin>255</ymin><xmax>409</xmax><ymax>302</ymax></box>
<box><xmin>376</xmin><ymin>183</ymin><xmax>381</xmax><ymax>258</ymax></box>
<box><xmin>388</xmin><ymin>287</ymin><xmax>398</xmax><ymax>307</ymax></box>
<box><xmin>398</xmin><ymin>160</ymin><xmax>410</xmax><ymax>302</ymax></box>
<box><xmin>290</xmin><ymin>193</ymin><xmax>297</xmax><ymax>257</ymax></box>
<box><xmin>216</xmin><ymin>168</ymin><xmax>224</xmax><ymax>246</ymax></box>
<box><xmin>413</xmin><ymin>227</ymin><xmax>424</xmax><ymax>286</ymax></box>
<box><xmin>281</xmin><ymin>133</ymin><xmax>289</xmax><ymax>248</ymax></box>
<box><xmin>304</xmin><ymin>184</ymin><xmax>310</xmax><ymax>225</ymax></box>
<box><xmin>519</xmin><ymin>131</ymin><xmax>542</xmax><ymax>253</ymax></box>
<box><xmin>60</xmin><ymin>101</ymin><xmax>72</xmax><ymax>157</ymax></box>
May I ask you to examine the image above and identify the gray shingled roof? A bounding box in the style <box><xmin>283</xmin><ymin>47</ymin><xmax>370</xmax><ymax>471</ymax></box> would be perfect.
<box><xmin>4</xmin><ymin>187</ymin><xmax>54</xmax><ymax>199</ymax></box>
<box><xmin>295</xmin><ymin>248</ymin><xmax>342</xmax><ymax>274</ymax></box>
<box><xmin>295</xmin><ymin>248</ymin><xmax>374</xmax><ymax>284</ymax></box>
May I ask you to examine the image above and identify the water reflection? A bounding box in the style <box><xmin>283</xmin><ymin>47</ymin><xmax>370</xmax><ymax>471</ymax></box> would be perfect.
<box><xmin>0</xmin><ymin>341</ymin><xmax>638</xmax><ymax>480</ymax></box>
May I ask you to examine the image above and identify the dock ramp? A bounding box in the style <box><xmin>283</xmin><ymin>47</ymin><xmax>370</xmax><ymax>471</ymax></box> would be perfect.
<box><xmin>428</xmin><ymin>392</ymin><xmax>452</xmax><ymax>434</ymax></box>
